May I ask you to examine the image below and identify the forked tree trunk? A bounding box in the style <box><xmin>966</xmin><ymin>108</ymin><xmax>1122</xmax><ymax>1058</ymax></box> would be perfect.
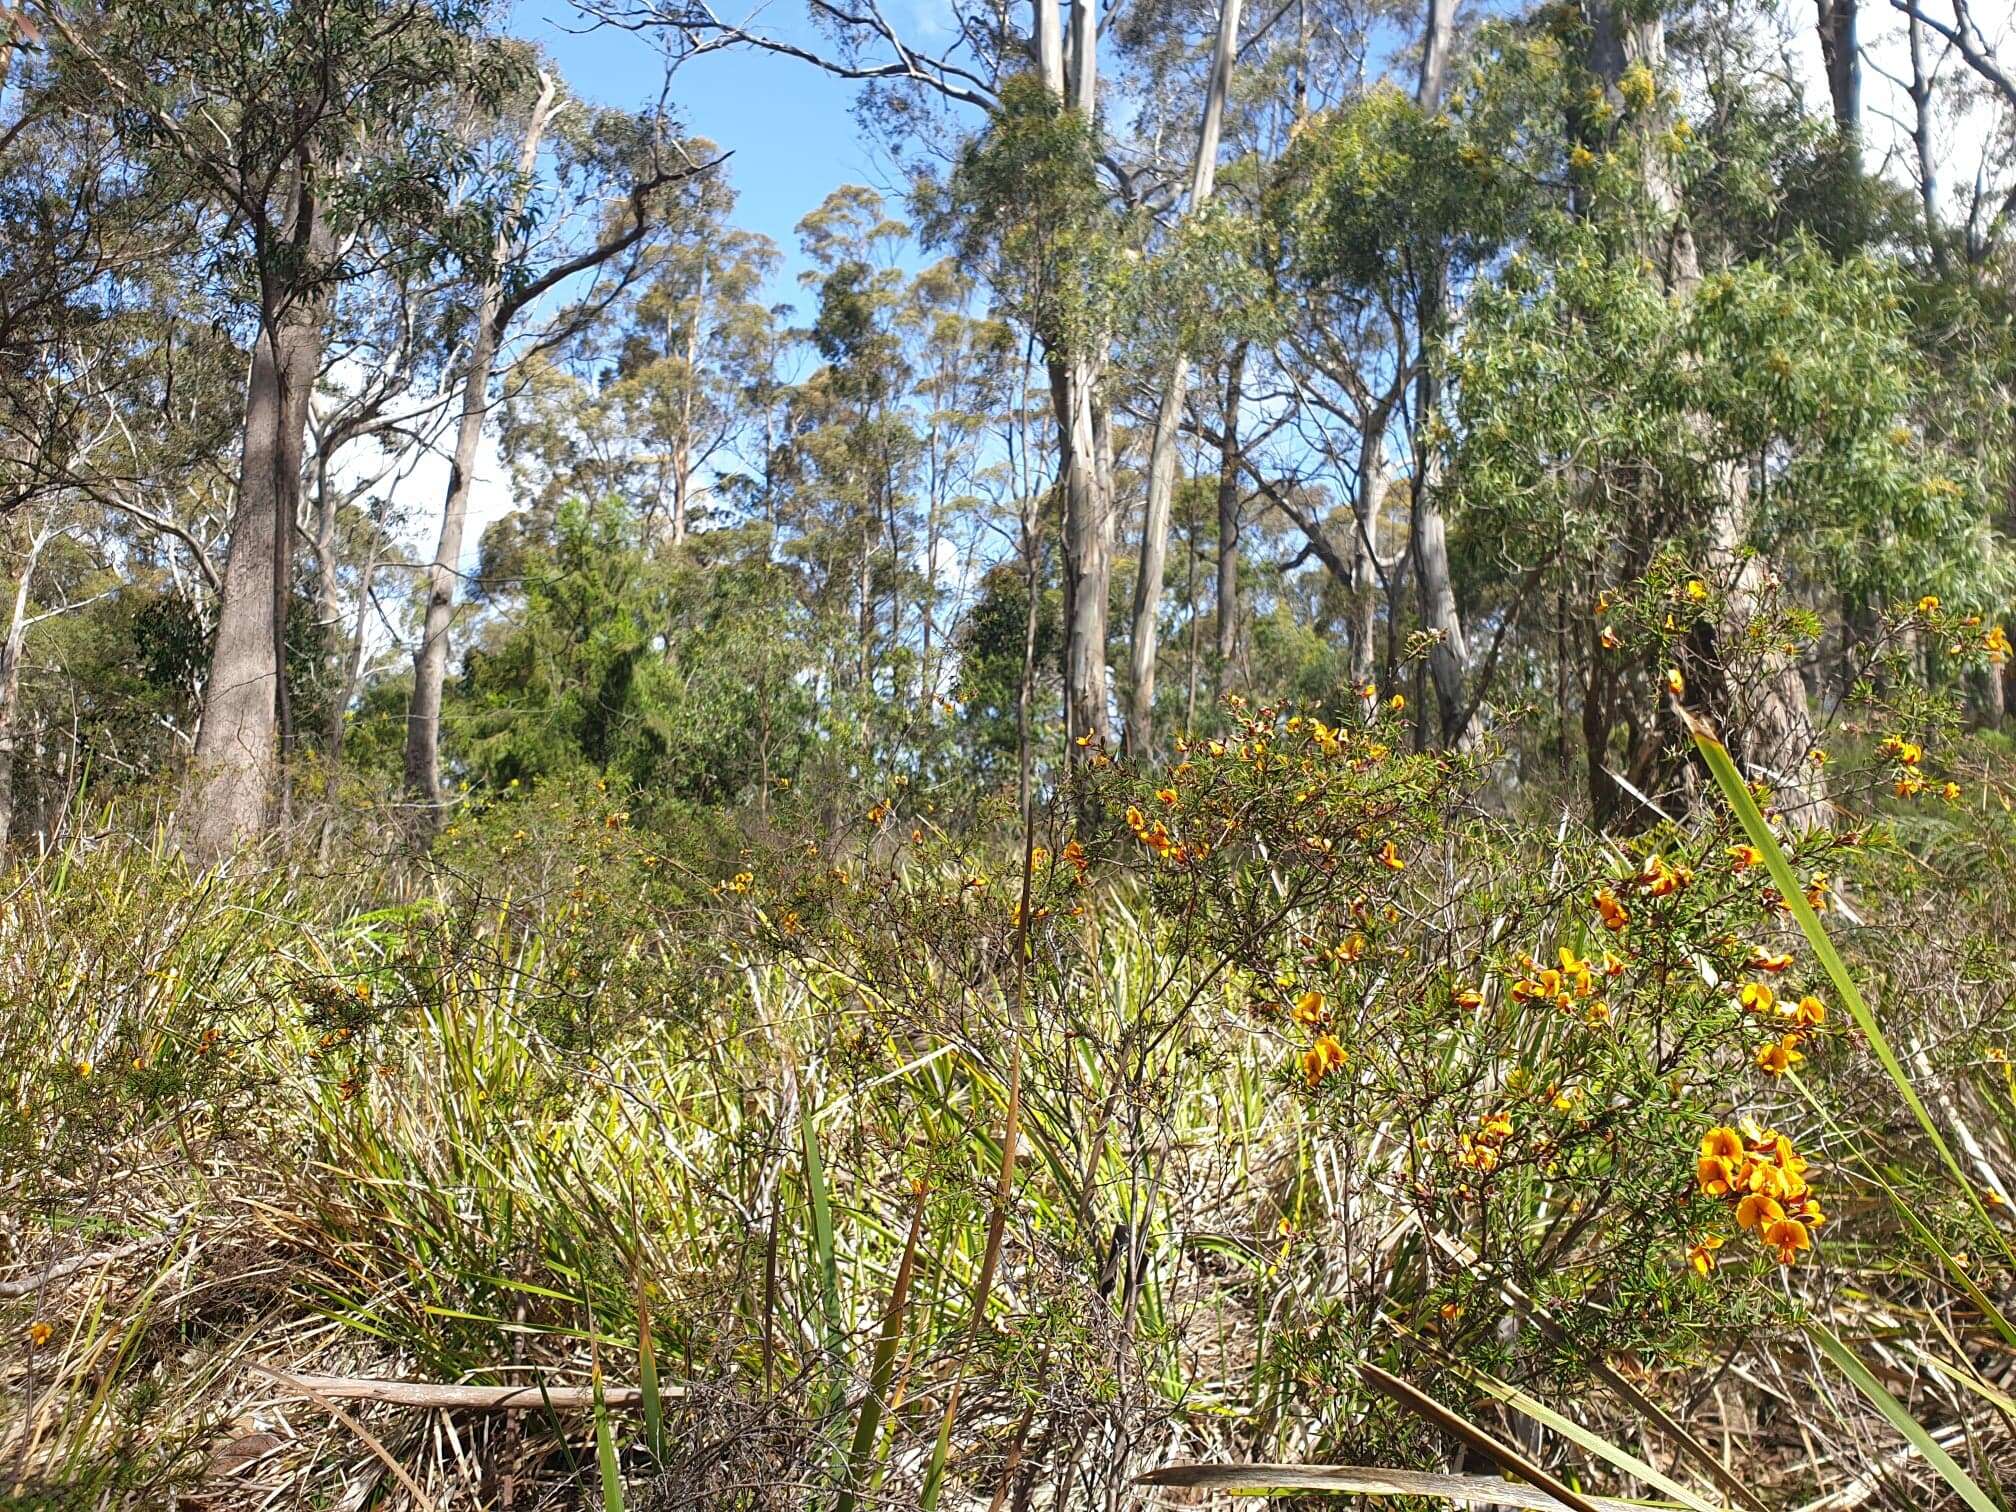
<box><xmin>1124</xmin><ymin>0</ymin><xmax>1243</xmax><ymax>759</ymax></box>
<box><xmin>404</xmin><ymin>75</ymin><xmax>558</xmax><ymax>824</ymax></box>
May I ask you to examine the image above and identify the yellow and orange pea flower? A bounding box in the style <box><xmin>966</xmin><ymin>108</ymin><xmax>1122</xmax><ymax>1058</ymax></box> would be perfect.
<box><xmin>1746</xmin><ymin>947</ymin><xmax>1794</xmax><ymax>973</ymax></box>
<box><xmin>1735</xmin><ymin>1190</ymin><xmax>1785</xmax><ymax>1232</ymax></box>
<box><xmin>1300</xmin><ymin>1034</ymin><xmax>1347</xmax><ymax>1086</ymax></box>
<box><xmin>1738</xmin><ymin>980</ymin><xmax>1776</xmax><ymax>1015</ymax></box>
<box><xmin>27</xmin><ymin>1321</ymin><xmax>53</xmax><ymax>1348</ymax></box>
<box><xmin>1453</xmin><ymin>985</ymin><xmax>1486</xmax><ymax>1011</ymax></box>
<box><xmin>1592</xmin><ymin>888</ymin><xmax>1630</xmax><ymax>931</ymax></box>
<box><xmin>1756</xmin><ymin>1033</ymin><xmax>1805</xmax><ymax>1076</ymax></box>
<box><xmin>1664</xmin><ymin>667</ymin><xmax>1686</xmax><ymax>698</ymax></box>
<box><xmin>1376</xmin><ymin>840</ymin><xmax>1405</xmax><ymax>871</ymax></box>
<box><xmin>1697</xmin><ymin>1126</ymin><xmax>1746</xmax><ymax>1195</ymax></box>
<box><xmin>1793</xmin><ymin>994</ymin><xmax>1826</xmax><ymax>1027</ymax></box>
<box><xmin>1455</xmin><ymin>1135</ymin><xmax>1499</xmax><ymax>1172</ymax></box>
<box><xmin>1763</xmin><ymin>1214</ymin><xmax>1813</xmax><ymax>1264</ymax></box>
<box><xmin>1292</xmin><ymin>990</ymin><xmax>1327</xmax><ymax>1025</ymax></box>
<box><xmin>1917</xmin><ymin>594</ymin><xmax>1940</xmax><ymax>614</ymax></box>
<box><xmin>1599</xmin><ymin>625</ymin><xmax>1621</xmax><ymax>650</ymax></box>
<box><xmin>1688</xmin><ymin>1232</ymin><xmax>1725</xmax><ymax>1276</ymax></box>
<box><xmin>1698</xmin><ymin>1124</ymin><xmax>1824</xmax><ymax>1264</ymax></box>
<box><xmin>1637</xmin><ymin>855</ymin><xmax>1691</xmax><ymax>897</ymax></box>
<box><xmin>1125</xmin><ymin>806</ymin><xmax>1146</xmax><ymax>832</ymax></box>
<box><xmin>1333</xmin><ymin>933</ymin><xmax>1367</xmax><ymax>963</ymax></box>
<box><xmin>1155</xmin><ymin>786</ymin><xmax>1179</xmax><ymax>805</ymax></box>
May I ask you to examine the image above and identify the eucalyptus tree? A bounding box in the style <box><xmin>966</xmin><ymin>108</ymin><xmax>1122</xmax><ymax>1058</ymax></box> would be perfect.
<box><xmin>608</xmin><ymin>218</ymin><xmax>779</xmax><ymax>545</ymax></box>
<box><xmin>40</xmin><ymin>0</ymin><xmax>522</xmax><ymax>853</ymax></box>
<box><xmin>402</xmin><ymin>67</ymin><xmax>712</xmax><ymax>825</ymax></box>
<box><xmin>491</xmin><ymin>195</ymin><xmax>781</xmax><ymax>539</ymax></box>
<box><xmin>898</xmin><ymin>258</ymin><xmax>1015</xmax><ymax>703</ymax></box>
<box><xmin>1122</xmin><ymin>0</ymin><xmax>1244</xmax><ymax>759</ymax></box>
<box><xmin>600</xmin><ymin>0</ymin><xmax>1142</xmax><ymax>754</ymax></box>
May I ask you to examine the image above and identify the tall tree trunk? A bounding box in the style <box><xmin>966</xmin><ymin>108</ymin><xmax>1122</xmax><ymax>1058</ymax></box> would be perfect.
<box><xmin>1213</xmin><ymin>343</ymin><xmax>1247</xmax><ymax>679</ymax></box>
<box><xmin>404</xmin><ymin>75</ymin><xmax>557</xmax><ymax>825</ymax></box>
<box><xmin>189</xmin><ymin>286</ymin><xmax>327</xmax><ymax>856</ymax></box>
<box><xmin>0</xmin><ymin>519</ymin><xmax>51</xmax><ymax>863</ymax></box>
<box><xmin>1067</xmin><ymin>0</ymin><xmax>1097</xmax><ymax>113</ymax></box>
<box><xmin>1815</xmin><ymin>0</ymin><xmax>1861</xmax><ymax>141</ymax></box>
<box><xmin>674</xmin><ymin>252</ymin><xmax>706</xmax><ymax>544</ymax></box>
<box><xmin>1125</xmin><ymin>0</ymin><xmax>1243</xmax><ymax>760</ymax></box>
<box><xmin>1412</xmin><ymin>0</ymin><xmax>1479</xmax><ymax>749</ymax></box>
<box><xmin>1036</xmin><ymin>0</ymin><xmax>1116</xmax><ymax>753</ymax></box>
<box><xmin>1906</xmin><ymin>10</ymin><xmax>1942</xmax><ymax>264</ymax></box>
<box><xmin>270</xmin><ymin>289</ymin><xmax>326</xmax><ymax>830</ymax></box>
<box><xmin>1351</xmin><ymin>426</ymin><xmax>1384</xmax><ymax>686</ymax></box>
<box><xmin>1184</xmin><ymin>503</ymin><xmax>1202</xmax><ymax>731</ymax></box>
<box><xmin>1035</xmin><ymin>0</ymin><xmax>1064</xmax><ymax>98</ymax></box>
<box><xmin>1588</xmin><ymin>0</ymin><xmax>1826</xmax><ymax>825</ymax></box>
<box><xmin>922</xmin><ymin>395</ymin><xmax>944</xmax><ymax>700</ymax></box>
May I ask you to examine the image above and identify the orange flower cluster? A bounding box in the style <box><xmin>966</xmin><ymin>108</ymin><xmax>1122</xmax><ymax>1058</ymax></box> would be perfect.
<box><xmin>1736</xmin><ymin>973</ymin><xmax>1825</xmax><ymax>1076</ymax></box>
<box><xmin>1592</xmin><ymin>888</ymin><xmax>1629</xmax><ymax>931</ymax></box>
<box><xmin>1456</xmin><ymin>1110</ymin><xmax>1515</xmax><ymax>1172</ymax></box>
<box><xmin>1695</xmin><ymin>1122</ymin><xmax>1824</xmax><ymax>1266</ymax></box>
<box><xmin>1300</xmin><ymin>1033</ymin><xmax>1346</xmax><ymax>1086</ymax></box>
<box><xmin>1123</xmin><ymin>803</ymin><xmax>1196</xmax><ymax>863</ymax></box>
<box><xmin>1881</xmin><ymin>733</ymin><xmax>1932</xmax><ymax>798</ymax></box>
<box><xmin>1508</xmin><ymin>946</ymin><xmax>1615</xmax><ymax>1024</ymax></box>
<box><xmin>1635</xmin><ymin>853</ymin><xmax>1692</xmax><ymax>898</ymax></box>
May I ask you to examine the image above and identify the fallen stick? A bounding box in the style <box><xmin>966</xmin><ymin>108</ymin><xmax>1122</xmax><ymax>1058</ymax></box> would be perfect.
<box><xmin>249</xmin><ymin>1363</ymin><xmax>666</xmax><ymax>1411</ymax></box>
<box><xmin>0</xmin><ymin>1212</ymin><xmax>189</xmax><ymax>1299</ymax></box>
<box><xmin>1136</xmin><ymin>1463</ymin><xmax>1661</xmax><ymax>1512</ymax></box>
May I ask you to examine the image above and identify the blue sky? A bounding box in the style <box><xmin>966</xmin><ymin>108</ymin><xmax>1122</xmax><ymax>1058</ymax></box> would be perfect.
<box><xmin>508</xmin><ymin>0</ymin><xmax>936</xmax><ymax>314</ymax></box>
<box><xmin>418</xmin><ymin>3</ymin><xmax>969</xmax><ymax>568</ymax></box>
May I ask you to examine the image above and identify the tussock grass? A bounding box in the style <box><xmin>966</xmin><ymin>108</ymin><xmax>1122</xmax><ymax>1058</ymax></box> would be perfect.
<box><xmin>2</xmin><ymin>763</ymin><xmax>2014</xmax><ymax>1508</ymax></box>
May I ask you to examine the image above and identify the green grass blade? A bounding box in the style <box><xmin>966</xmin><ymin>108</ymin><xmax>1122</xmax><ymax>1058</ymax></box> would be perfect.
<box><xmin>921</xmin><ymin>1047</ymin><xmax>1021</xmax><ymax>1511</ymax></box>
<box><xmin>837</xmin><ymin>1186</ymin><xmax>927</xmax><ymax>1512</ymax></box>
<box><xmin>1456</xmin><ymin>1366</ymin><xmax>1724</xmax><ymax>1512</ymax></box>
<box><xmin>1807</xmin><ymin>1323</ymin><xmax>2000</xmax><ymax>1512</ymax></box>
<box><xmin>636</xmin><ymin>1270</ymin><xmax>666</xmax><ymax>1465</ymax></box>
<box><xmin>801</xmin><ymin>1104</ymin><xmax>844</xmax><ymax>1406</ymax></box>
<box><xmin>593</xmin><ymin>1349</ymin><xmax>624</xmax><ymax>1512</ymax></box>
